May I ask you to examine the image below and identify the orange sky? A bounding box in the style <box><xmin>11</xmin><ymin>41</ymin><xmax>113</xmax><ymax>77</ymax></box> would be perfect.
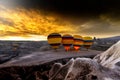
<box><xmin>0</xmin><ymin>6</ymin><xmax>76</xmax><ymax>40</ymax></box>
<box><xmin>0</xmin><ymin>5</ymin><xmax>120</xmax><ymax>41</ymax></box>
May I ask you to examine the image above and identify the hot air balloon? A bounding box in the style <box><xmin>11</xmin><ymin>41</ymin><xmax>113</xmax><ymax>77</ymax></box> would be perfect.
<box><xmin>47</xmin><ymin>33</ymin><xmax>62</xmax><ymax>50</ymax></box>
<box><xmin>83</xmin><ymin>36</ymin><xmax>93</xmax><ymax>50</ymax></box>
<box><xmin>62</xmin><ymin>34</ymin><xmax>74</xmax><ymax>51</ymax></box>
<box><xmin>12</xmin><ymin>43</ymin><xmax>19</xmax><ymax>51</ymax></box>
<box><xmin>73</xmin><ymin>35</ymin><xmax>84</xmax><ymax>51</ymax></box>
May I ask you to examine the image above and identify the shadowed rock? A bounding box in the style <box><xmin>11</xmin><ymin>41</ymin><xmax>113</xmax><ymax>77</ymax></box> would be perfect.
<box><xmin>0</xmin><ymin>41</ymin><xmax>120</xmax><ymax>80</ymax></box>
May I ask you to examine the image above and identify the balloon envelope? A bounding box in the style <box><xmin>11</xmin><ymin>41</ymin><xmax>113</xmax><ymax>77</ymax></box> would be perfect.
<box><xmin>83</xmin><ymin>36</ymin><xmax>93</xmax><ymax>49</ymax></box>
<box><xmin>47</xmin><ymin>33</ymin><xmax>62</xmax><ymax>49</ymax></box>
<box><xmin>62</xmin><ymin>34</ymin><xmax>74</xmax><ymax>51</ymax></box>
<box><xmin>73</xmin><ymin>35</ymin><xmax>84</xmax><ymax>51</ymax></box>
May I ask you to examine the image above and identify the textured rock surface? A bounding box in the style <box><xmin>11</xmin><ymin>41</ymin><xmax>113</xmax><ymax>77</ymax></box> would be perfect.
<box><xmin>0</xmin><ymin>50</ymin><xmax>101</xmax><ymax>80</ymax></box>
<box><xmin>0</xmin><ymin>40</ymin><xmax>120</xmax><ymax>80</ymax></box>
<box><xmin>49</xmin><ymin>41</ymin><xmax>120</xmax><ymax>80</ymax></box>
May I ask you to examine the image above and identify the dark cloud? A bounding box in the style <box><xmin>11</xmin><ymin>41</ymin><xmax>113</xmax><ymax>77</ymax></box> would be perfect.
<box><xmin>0</xmin><ymin>0</ymin><xmax>120</xmax><ymax>38</ymax></box>
<box><xmin>76</xmin><ymin>16</ymin><xmax>120</xmax><ymax>37</ymax></box>
<box><xmin>1</xmin><ymin>0</ymin><xmax>120</xmax><ymax>17</ymax></box>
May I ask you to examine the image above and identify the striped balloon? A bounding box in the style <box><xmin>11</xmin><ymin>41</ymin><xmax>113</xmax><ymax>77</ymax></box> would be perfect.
<box><xmin>47</xmin><ymin>33</ymin><xmax>62</xmax><ymax>50</ymax></box>
<box><xmin>62</xmin><ymin>34</ymin><xmax>74</xmax><ymax>51</ymax></box>
<box><xmin>73</xmin><ymin>35</ymin><xmax>84</xmax><ymax>51</ymax></box>
<box><xmin>83</xmin><ymin>36</ymin><xmax>93</xmax><ymax>50</ymax></box>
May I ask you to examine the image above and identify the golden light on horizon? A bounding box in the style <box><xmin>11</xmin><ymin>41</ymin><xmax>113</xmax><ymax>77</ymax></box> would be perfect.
<box><xmin>0</xmin><ymin>35</ymin><xmax>47</xmax><ymax>41</ymax></box>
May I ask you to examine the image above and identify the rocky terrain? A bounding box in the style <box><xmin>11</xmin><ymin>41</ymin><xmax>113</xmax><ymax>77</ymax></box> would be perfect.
<box><xmin>0</xmin><ymin>36</ymin><xmax>119</xmax><ymax>65</ymax></box>
<box><xmin>0</xmin><ymin>50</ymin><xmax>101</xmax><ymax>80</ymax></box>
<box><xmin>0</xmin><ymin>36</ymin><xmax>119</xmax><ymax>56</ymax></box>
<box><xmin>0</xmin><ymin>40</ymin><xmax>101</xmax><ymax>80</ymax></box>
<box><xmin>49</xmin><ymin>41</ymin><xmax>120</xmax><ymax>80</ymax></box>
<box><xmin>91</xmin><ymin>36</ymin><xmax>120</xmax><ymax>51</ymax></box>
<box><xmin>0</xmin><ymin>36</ymin><xmax>120</xmax><ymax>80</ymax></box>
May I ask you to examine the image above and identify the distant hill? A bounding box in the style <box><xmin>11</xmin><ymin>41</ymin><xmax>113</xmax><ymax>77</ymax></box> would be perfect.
<box><xmin>92</xmin><ymin>36</ymin><xmax>120</xmax><ymax>51</ymax></box>
<box><xmin>99</xmin><ymin>36</ymin><xmax>120</xmax><ymax>41</ymax></box>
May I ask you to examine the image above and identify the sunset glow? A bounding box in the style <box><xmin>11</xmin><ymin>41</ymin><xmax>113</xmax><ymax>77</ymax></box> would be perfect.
<box><xmin>0</xmin><ymin>6</ymin><xmax>76</xmax><ymax>41</ymax></box>
<box><xmin>0</xmin><ymin>35</ymin><xmax>47</xmax><ymax>41</ymax></box>
<box><xmin>0</xmin><ymin>2</ymin><xmax>120</xmax><ymax>41</ymax></box>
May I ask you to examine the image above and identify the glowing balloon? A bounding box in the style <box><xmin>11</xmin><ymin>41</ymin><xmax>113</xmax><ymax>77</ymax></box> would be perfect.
<box><xmin>73</xmin><ymin>35</ymin><xmax>84</xmax><ymax>51</ymax></box>
<box><xmin>83</xmin><ymin>36</ymin><xmax>93</xmax><ymax>50</ymax></box>
<box><xmin>47</xmin><ymin>33</ymin><xmax>62</xmax><ymax>50</ymax></box>
<box><xmin>62</xmin><ymin>34</ymin><xmax>74</xmax><ymax>51</ymax></box>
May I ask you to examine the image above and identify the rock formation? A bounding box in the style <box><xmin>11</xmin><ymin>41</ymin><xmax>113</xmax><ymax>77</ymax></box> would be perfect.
<box><xmin>49</xmin><ymin>41</ymin><xmax>120</xmax><ymax>80</ymax></box>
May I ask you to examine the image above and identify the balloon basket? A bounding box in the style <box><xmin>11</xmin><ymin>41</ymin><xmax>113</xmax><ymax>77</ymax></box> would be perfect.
<box><xmin>74</xmin><ymin>46</ymin><xmax>80</xmax><ymax>52</ymax></box>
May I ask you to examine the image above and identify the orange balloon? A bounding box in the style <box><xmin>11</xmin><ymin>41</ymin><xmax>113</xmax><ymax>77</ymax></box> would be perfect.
<box><xmin>73</xmin><ymin>35</ymin><xmax>84</xmax><ymax>51</ymax></box>
<box><xmin>47</xmin><ymin>33</ymin><xmax>62</xmax><ymax>50</ymax></box>
<box><xmin>62</xmin><ymin>34</ymin><xmax>74</xmax><ymax>51</ymax></box>
<box><xmin>83</xmin><ymin>36</ymin><xmax>93</xmax><ymax>50</ymax></box>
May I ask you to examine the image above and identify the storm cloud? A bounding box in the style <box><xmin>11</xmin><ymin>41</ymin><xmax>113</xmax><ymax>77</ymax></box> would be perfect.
<box><xmin>0</xmin><ymin>0</ymin><xmax>120</xmax><ymax>40</ymax></box>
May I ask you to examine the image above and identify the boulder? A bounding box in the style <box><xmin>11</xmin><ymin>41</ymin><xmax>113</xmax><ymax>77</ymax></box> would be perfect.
<box><xmin>49</xmin><ymin>41</ymin><xmax>120</xmax><ymax>80</ymax></box>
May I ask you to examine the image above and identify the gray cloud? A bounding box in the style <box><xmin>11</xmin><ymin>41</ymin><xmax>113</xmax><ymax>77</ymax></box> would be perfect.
<box><xmin>69</xmin><ymin>14</ymin><xmax>120</xmax><ymax>37</ymax></box>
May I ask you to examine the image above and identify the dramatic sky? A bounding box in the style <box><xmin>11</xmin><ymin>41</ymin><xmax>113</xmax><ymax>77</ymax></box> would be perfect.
<box><xmin>0</xmin><ymin>0</ymin><xmax>120</xmax><ymax>40</ymax></box>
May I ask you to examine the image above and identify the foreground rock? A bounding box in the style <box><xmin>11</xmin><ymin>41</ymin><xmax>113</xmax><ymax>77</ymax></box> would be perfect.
<box><xmin>1</xmin><ymin>39</ymin><xmax>120</xmax><ymax>80</ymax></box>
<box><xmin>49</xmin><ymin>41</ymin><xmax>120</xmax><ymax>80</ymax></box>
<box><xmin>0</xmin><ymin>50</ymin><xmax>100</xmax><ymax>67</ymax></box>
<box><xmin>0</xmin><ymin>49</ymin><xmax>101</xmax><ymax>80</ymax></box>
